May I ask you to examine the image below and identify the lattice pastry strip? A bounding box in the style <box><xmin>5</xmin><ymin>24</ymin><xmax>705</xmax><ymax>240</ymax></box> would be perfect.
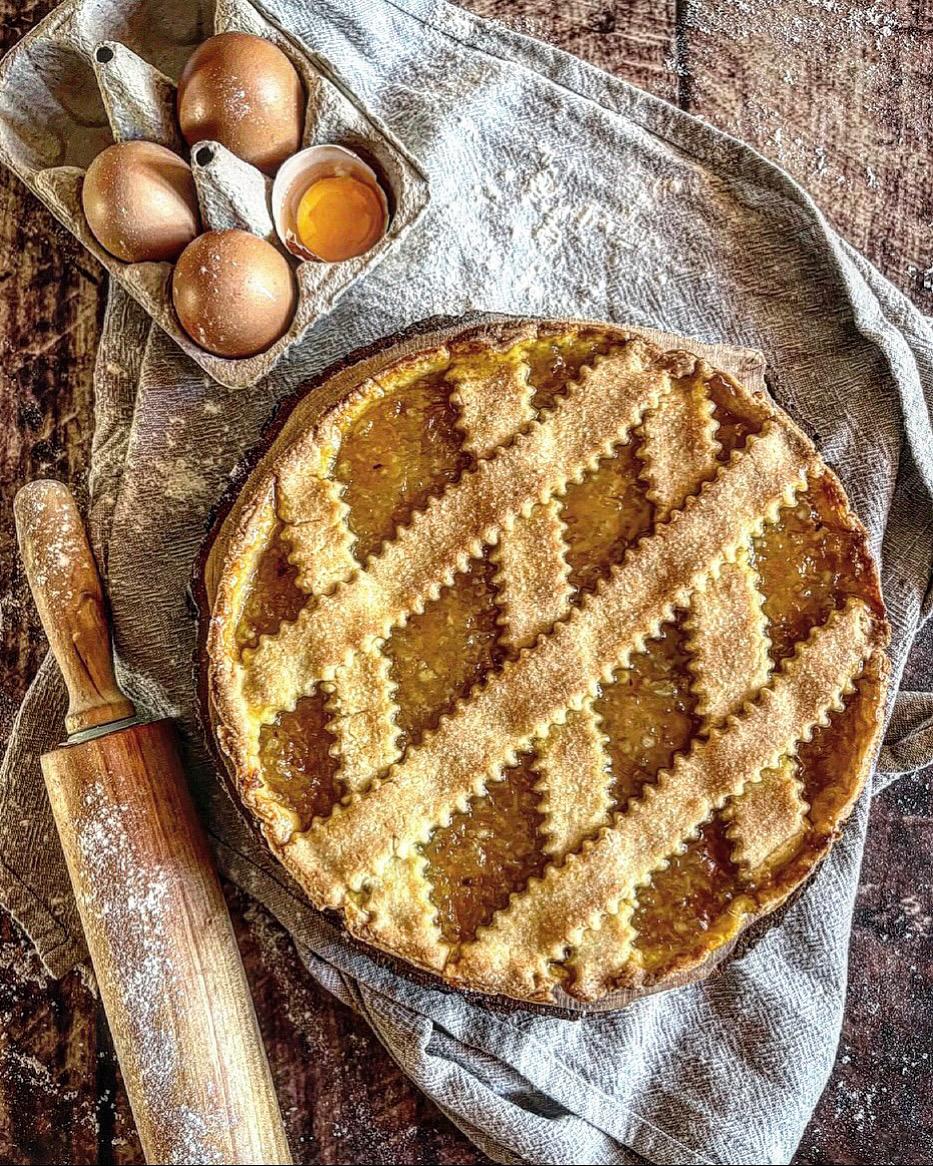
<box><xmin>347</xmin><ymin>852</ymin><xmax>449</xmax><ymax>971</ymax></box>
<box><xmin>722</xmin><ymin>757</ymin><xmax>807</xmax><ymax>874</ymax></box>
<box><xmin>449</xmin><ymin>599</ymin><xmax>874</xmax><ymax>1000</ymax></box>
<box><xmin>534</xmin><ymin>702</ymin><xmax>613</xmax><ymax>856</ymax></box>
<box><xmin>282</xmin><ymin>422</ymin><xmax>812</xmax><ymax>906</ymax></box>
<box><xmin>277</xmin><ymin>465</ymin><xmax>356</xmax><ymax>597</ymax></box>
<box><xmin>452</xmin><ymin>354</ymin><xmax>611</xmax><ymax>863</ymax></box>
<box><xmin>276</xmin><ymin>448</ymin><xmax>400</xmax><ymax>796</ymax></box>
<box><xmin>448</xmin><ymin>355</ymin><xmax>535</xmax><ymax>461</ymax></box>
<box><xmin>563</xmin><ymin>899</ymin><xmax>636</xmax><ymax>1002</ymax></box>
<box><xmin>639</xmin><ymin>369</ymin><xmax>769</xmax><ymax>722</ymax></box>
<box><xmin>686</xmin><ymin>549</ymin><xmax>771</xmax><ymax>721</ymax></box>
<box><xmin>449</xmin><ymin>355</ymin><xmax>573</xmax><ymax>651</ymax></box>
<box><xmin>639</xmin><ymin>371</ymin><xmax>720</xmax><ymax>517</ymax></box>
<box><xmin>324</xmin><ymin>647</ymin><xmax>400</xmax><ymax>794</ymax></box>
<box><xmin>491</xmin><ymin>502</ymin><xmax>572</xmax><ymax>651</ymax></box>
<box><xmin>642</xmin><ymin>373</ymin><xmax>808</xmax><ymax>876</ymax></box>
<box><xmin>566</xmin><ymin>379</ymin><xmax>771</xmax><ymax>987</ymax></box>
<box><xmin>240</xmin><ymin>343</ymin><xmax>674</xmax><ymax>719</ymax></box>
<box><xmin>690</xmin><ymin>554</ymin><xmax>809</xmax><ymax>877</ymax></box>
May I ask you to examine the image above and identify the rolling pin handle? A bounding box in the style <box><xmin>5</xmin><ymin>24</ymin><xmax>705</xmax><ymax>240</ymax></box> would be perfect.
<box><xmin>14</xmin><ymin>479</ymin><xmax>135</xmax><ymax>735</ymax></box>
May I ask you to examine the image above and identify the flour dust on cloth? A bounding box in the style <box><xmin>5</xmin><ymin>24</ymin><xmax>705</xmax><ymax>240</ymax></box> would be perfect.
<box><xmin>2</xmin><ymin>1</ymin><xmax>932</xmax><ymax>1163</ymax></box>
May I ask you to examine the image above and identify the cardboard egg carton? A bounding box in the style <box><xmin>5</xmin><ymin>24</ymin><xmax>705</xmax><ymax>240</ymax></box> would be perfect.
<box><xmin>0</xmin><ymin>0</ymin><xmax>430</xmax><ymax>388</ymax></box>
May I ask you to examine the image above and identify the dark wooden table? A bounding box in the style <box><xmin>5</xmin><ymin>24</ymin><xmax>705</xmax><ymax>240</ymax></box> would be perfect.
<box><xmin>1</xmin><ymin>2</ymin><xmax>931</xmax><ymax>1162</ymax></box>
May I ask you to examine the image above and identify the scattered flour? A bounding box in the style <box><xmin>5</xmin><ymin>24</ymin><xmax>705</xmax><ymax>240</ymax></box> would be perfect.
<box><xmin>68</xmin><ymin>781</ymin><xmax>227</xmax><ymax>1163</ymax></box>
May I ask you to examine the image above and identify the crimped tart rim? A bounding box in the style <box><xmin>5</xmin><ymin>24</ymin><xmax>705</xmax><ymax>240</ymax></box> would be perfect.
<box><xmin>198</xmin><ymin>316</ymin><xmax>889</xmax><ymax>1007</ymax></box>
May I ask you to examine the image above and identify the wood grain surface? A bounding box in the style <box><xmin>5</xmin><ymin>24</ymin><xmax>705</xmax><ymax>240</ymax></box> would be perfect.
<box><xmin>1</xmin><ymin>1</ymin><xmax>931</xmax><ymax>1163</ymax></box>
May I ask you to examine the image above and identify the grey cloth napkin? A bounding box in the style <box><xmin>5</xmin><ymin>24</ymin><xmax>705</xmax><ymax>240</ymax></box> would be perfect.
<box><xmin>3</xmin><ymin>1</ymin><xmax>932</xmax><ymax>1162</ymax></box>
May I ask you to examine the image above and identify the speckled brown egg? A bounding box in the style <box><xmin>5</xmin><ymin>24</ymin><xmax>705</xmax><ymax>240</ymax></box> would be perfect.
<box><xmin>177</xmin><ymin>32</ymin><xmax>304</xmax><ymax>175</ymax></box>
<box><xmin>81</xmin><ymin>141</ymin><xmax>200</xmax><ymax>263</ymax></box>
<box><xmin>172</xmin><ymin>229</ymin><xmax>297</xmax><ymax>358</ymax></box>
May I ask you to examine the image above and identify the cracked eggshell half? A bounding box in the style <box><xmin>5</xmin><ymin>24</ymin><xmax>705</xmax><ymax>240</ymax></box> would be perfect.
<box><xmin>271</xmin><ymin>144</ymin><xmax>389</xmax><ymax>263</ymax></box>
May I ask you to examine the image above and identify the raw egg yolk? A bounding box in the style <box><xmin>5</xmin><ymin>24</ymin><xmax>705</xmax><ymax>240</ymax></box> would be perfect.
<box><xmin>295</xmin><ymin>175</ymin><xmax>386</xmax><ymax>262</ymax></box>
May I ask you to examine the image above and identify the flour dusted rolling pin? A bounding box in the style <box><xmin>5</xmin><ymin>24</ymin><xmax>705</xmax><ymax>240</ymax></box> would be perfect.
<box><xmin>14</xmin><ymin>480</ymin><xmax>292</xmax><ymax>1166</ymax></box>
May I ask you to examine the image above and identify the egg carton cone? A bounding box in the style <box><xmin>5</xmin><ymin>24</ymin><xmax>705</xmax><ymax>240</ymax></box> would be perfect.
<box><xmin>0</xmin><ymin>0</ymin><xmax>430</xmax><ymax>388</ymax></box>
<box><xmin>92</xmin><ymin>40</ymin><xmax>183</xmax><ymax>151</ymax></box>
<box><xmin>191</xmin><ymin>140</ymin><xmax>276</xmax><ymax>242</ymax></box>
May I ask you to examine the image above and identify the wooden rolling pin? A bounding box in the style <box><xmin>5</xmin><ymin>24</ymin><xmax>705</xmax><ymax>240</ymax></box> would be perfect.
<box><xmin>14</xmin><ymin>480</ymin><xmax>292</xmax><ymax>1166</ymax></box>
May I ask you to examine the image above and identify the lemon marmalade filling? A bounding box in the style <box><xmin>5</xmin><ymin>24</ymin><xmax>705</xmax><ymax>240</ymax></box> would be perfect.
<box><xmin>234</xmin><ymin>329</ymin><xmax>882</xmax><ymax>982</ymax></box>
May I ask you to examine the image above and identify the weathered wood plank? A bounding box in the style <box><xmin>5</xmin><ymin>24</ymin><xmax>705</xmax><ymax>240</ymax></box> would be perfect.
<box><xmin>0</xmin><ymin>914</ymin><xmax>103</xmax><ymax>1165</ymax></box>
<box><xmin>467</xmin><ymin>0</ymin><xmax>679</xmax><ymax>99</ymax></box>
<box><xmin>796</xmin><ymin>775</ymin><xmax>933</xmax><ymax>1164</ymax></box>
<box><xmin>678</xmin><ymin>0</ymin><xmax>933</xmax><ymax>314</ymax></box>
<box><xmin>0</xmin><ymin>4</ymin><xmax>106</xmax><ymax>1162</ymax></box>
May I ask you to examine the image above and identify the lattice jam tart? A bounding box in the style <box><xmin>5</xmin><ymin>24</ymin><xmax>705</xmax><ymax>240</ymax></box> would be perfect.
<box><xmin>204</xmin><ymin>319</ymin><xmax>889</xmax><ymax>1005</ymax></box>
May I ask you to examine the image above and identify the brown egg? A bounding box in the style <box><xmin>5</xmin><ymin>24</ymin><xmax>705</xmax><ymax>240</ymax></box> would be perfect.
<box><xmin>81</xmin><ymin>141</ymin><xmax>200</xmax><ymax>263</ymax></box>
<box><xmin>172</xmin><ymin>229</ymin><xmax>297</xmax><ymax>358</ymax></box>
<box><xmin>177</xmin><ymin>33</ymin><xmax>304</xmax><ymax>175</ymax></box>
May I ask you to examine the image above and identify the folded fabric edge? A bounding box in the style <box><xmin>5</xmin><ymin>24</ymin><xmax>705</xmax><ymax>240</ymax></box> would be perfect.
<box><xmin>877</xmin><ymin>690</ymin><xmax>933</xmax><ymax>780</ymax></box>
<box><xmin>0</xmin><ymin>656</ymin><xmax>87</xmax><ymax>977</ymax></box>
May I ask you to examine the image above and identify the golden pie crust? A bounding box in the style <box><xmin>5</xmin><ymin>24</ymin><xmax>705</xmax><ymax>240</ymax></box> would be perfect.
<box><xmin>202</xmin><ymin>318</ymin><xmax>889</xmax><ymax>1006</ymax></box>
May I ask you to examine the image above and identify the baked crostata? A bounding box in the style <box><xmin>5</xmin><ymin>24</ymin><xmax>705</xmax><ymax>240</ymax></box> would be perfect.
<box><xmin>203</xmin><ymin>318</ymin><xmax>888</xmax><ymax>1006</ymax></box>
